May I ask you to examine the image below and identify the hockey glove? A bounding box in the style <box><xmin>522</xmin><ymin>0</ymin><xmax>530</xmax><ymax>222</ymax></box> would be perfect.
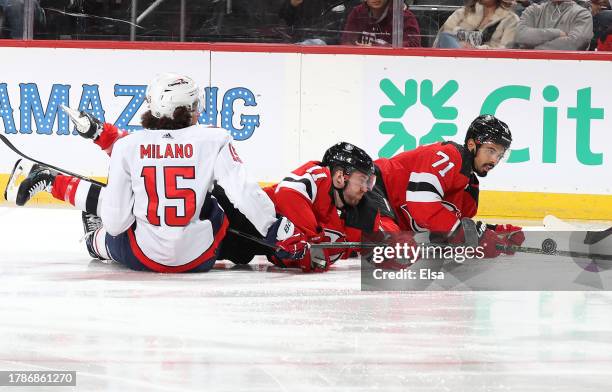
<box><xmin>61</xmin><ymin>105</ymin><xmax>104</xmax><ymax>140</ymax></box>
<box><xmin>265</xmin><ymin>218</ymin><xmax>332</xmax><ymax>273</ymax></box>
<box><xmin>451</xmin><ymin>219</ymin><xmax>504</xmax><ymax>258</ymax></box>
<box><xmin>474</xmin><ymin>221</ymin><xmax>505</xmax><ymax>258</ymax></box>
<box><xmin>267</xmin><ymin>239</ymin><xmax>332</xmax><ymax>272</ymax></box>
<box><xmin>266</xmin><ymin>216</ymin><xmax>308</xmax><ymax>261</ymax></box>
<box><xmin>298</xmin><ymin>234</ymin><xmax>333</xmax><ymax>273</ymax></box>
<box><xmin>487</xmin><ymin>223</ymin><xmax>525</xmax><ymax>255</ymax></box>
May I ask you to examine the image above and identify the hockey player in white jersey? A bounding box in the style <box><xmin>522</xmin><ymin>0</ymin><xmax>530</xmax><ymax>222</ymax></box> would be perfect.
<box><xmin>8</xmin><ymin>73</ymin><xmax>320</xmax><ymax>272</ymax></box>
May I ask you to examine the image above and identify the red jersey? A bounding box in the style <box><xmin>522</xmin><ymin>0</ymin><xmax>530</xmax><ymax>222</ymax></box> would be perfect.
<box><xmin>264</xmin><ymin>161</ymin><xmax>381</xmax><ymax>259</ymax></box>
<box><xmin>375</xmin><ymin>142</ymin><xmax>479</xmax><ymax>234</ymax></box>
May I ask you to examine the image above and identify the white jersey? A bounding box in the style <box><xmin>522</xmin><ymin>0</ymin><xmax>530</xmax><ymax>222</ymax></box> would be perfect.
<box><xmin>100</xmin><ymin>125</ymin><xmax>277</xmax><ymax>270</ymax></box>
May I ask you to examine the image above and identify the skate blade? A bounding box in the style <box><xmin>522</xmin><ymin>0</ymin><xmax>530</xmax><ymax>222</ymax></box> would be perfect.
<box><xmin>4</xmin><ymin>158</ymin><xmax>34</xmax><ymax>204</ymax></box>
<box><xmin>60</xmin><ymin>105</ymin><xmax>89</xmax><ymax>131</ymax></box>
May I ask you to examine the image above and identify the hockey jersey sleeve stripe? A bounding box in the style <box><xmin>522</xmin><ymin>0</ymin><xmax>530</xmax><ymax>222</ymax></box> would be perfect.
<box><xmin>407</xmin><ymin>181</ymin><xmax>443</xmax><ymax>198</ymax></box>
<box><xmin>406</xmin><ymin>190</ymin><xmax>442</xmax><ymax>203</ymax></box>
<box><xmin>400</xmin><ymin>205</ymin><xmax>427</xmax><ymax>232</ymax></box>
<box><xmin>450</xmin><ymin>218</ymin><xmax>461</xmax><ymax>234</ymax></box>
<box><xmin>407</xmin><ymin>172</ymin><xmax>444</xmax><ymax>196</ymax></box>
<box><xmin>288</xmin><ymin>172</ymin><xmax>318</xmax><ymax>199</ymax></box>
<box><xmin>276</xmin><ymin>177</ymin><xmax>315</xmax><ymax>202</ymax></box>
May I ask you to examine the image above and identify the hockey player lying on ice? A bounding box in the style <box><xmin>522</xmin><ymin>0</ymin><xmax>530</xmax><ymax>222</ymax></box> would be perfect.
<box><xmin>8</xmin><ymin>73</ymin><xmax>331</xmax><ymax>273</ymax></box>
<box><xmin>265</xmin><ymin>114</ymin><xmax>526</xmax><ymax>262</ymax></box>
<box><xmin>264</xmin><ymin>142</ymin><xmax>395</xmax><ymax>266</ymax></box>
<box><xmin>372</xmin><ymin>114</ymin><xmax>526</xmax><ymax>258</ymax></box>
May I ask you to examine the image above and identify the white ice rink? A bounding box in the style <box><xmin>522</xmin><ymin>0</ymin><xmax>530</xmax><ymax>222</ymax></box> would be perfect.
<box><xmin>1</xmin><ymin>207</ymin><xmax>612</xmax><ymax>391</ymax></box>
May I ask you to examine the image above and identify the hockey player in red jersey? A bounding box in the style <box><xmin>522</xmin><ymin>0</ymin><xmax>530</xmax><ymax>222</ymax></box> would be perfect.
<box><xmin>373</xmin><ymin>114</ymin><xmax>525</xmax><ymax>258</ymax></box>
<box><xmin>7</xmin><ymin>73</ymin><xmax>318</xmax><ymax>273</ymax></box>
<box><xmin>263</xmin><ymin>142</ymin><xmax>400</xmax><ymax>266</ymax></box>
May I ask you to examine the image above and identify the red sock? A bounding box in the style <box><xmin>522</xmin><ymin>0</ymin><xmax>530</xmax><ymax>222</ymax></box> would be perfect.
<box><xmin>51</xmin><ymin>175</ymin><xmax>80</xmax><ymax>205</ymax></box>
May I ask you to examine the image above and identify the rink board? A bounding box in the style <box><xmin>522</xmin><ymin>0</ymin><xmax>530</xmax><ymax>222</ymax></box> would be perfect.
<box><xmin>0</xmin><ymin>42</ymin><xmax>611</xmax><ymax>219</ymax></box>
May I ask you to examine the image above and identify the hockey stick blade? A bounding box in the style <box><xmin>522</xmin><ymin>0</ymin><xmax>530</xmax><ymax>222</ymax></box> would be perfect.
<box><xmin>0</xmin><ymin>133</ymin><xmax>106</xmax><ymax>187</ymax></box>
<box><xmin>460</xmin><ymin>217</ymin><xmax>479</xmax><ymax>248</ymax></box>
<box><xmin>542</xmin><ymin>214</ymin><xmax>612</xmax><ymax>246</ymax></box>
<box><xmin>584</xmin><ymin>227</ymin><xmax>612</xmax><ymax>245</ymax></box>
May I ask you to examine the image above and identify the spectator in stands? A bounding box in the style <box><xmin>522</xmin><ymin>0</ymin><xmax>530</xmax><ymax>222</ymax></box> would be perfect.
<box><xmin>590</xmin><ymin>0</ymin><xmax>612</xmax><ymax>49</ymax></box>
<box><xmin>514</xmin><ymin>0</ymin><xmax>593</xmax><ymax>50</ymax></box>
<box><xmin>513</xmin><ymin>0</ymin><xmax>544</xmax><ymax>17</ymax></box>
<box><xmin>433</xmin><ymin>0</ymin><xmax>519</xmax><ymax>49</ymax></box>
<box><xmin>591</xmin><ymin>0</ymin><xmax>611</xmax><ymax>14</ymax></box>
<box><xmin>279</xmin><ymin>0</ymin><xmax>354</xmax><ymax>44</ymax></box>
<box><xmin>341</xmin><ymin>0</ymin><xmax>421</xmax><ymax>47</ymax></box>
<box><xmin>0</xmin><ymin>0</ymin><xmax>43</xmax><ymax>39</ymax></box>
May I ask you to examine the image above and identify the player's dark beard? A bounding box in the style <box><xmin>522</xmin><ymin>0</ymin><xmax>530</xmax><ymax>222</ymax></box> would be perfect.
<box><xmin>475</xmin><ymin>162</ymin><xmax>495</xmax><ymax>177</ymax></box>
<box><xmin>475</xmin><ymin>169</ymin><xmax>488</xmax><ymax>177</ymax></box>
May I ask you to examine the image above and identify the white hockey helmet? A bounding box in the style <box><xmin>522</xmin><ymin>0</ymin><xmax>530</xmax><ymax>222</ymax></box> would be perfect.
<box><xmin>145</xmin><ymin>73</ymin><xmax>202</xmax><ymax>119</ymax></box>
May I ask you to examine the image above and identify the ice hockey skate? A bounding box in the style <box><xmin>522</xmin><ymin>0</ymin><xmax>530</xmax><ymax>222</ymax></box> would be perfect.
<box><xmin>81</xmin><ymin>211</ymin><xmax>105</xmax><ymax>260</ymax></box>
<box><xmin>60</xmin><ymin>104</ymin><xmax>104</xmax><ymax>140</ymax></box>
<box><xmin>4</xmin><ymin>159</ymin><xmax>58</xmax><ymax>206</ymax></box>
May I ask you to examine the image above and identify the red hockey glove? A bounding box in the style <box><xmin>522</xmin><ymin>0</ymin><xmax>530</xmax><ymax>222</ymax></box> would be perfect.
<box><xmin>491</xmin><ymin>223</ymin><xmax>522</xmax><ymax>234</ymax></box>
<box><xmin>451</xmin><ymin>220</ymin><xmax>517</xmax><ymax>258</ymax></box>
<box><xmin>266</xmin><ymin>217</ymin><xmax>333</xmax><ymax>272</ymax></box>
<box><xmin>266</xmin><ymin>216</ymin><xmax>308</xmax><ymax>261</ymax></box>
<box><xmin>488</xmin><ymin>223</ymin><xmax>525</xmax><ymax>255</ymax></box>
<box><xmin>267</xmin><ymin>233</ymin><xmax>332</xmax><ymax>273</ymax></box>
<box><xmin>299</xmin><ymin>234</ymin><xmax>332</xmax><ymax>273</ymax></box>
<box><xmin>478</xmin><ymin>228</ymin><xmax>504</xmax><ymax>258</ymax></box>
<box><xmin>477</xmin><ymin>221</ymin><xmax>520</xmax><ymax>258</ymax></box>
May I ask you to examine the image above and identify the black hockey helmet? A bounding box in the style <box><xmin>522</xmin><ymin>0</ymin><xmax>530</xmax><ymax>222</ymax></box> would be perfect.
<box><xmin>322</xmin><ymin>142</ymin><xmax>375</xmax><ymax>177</ymax></box>
<box><xmin>465</xmin><ymin>114</ymin><xmax>512</xmax><ymax>149</ymax></box>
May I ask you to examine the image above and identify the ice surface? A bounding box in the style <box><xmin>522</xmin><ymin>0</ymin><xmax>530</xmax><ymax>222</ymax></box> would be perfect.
<box><xmin>1</xmin><ymin>207</ymin><xmax>611</xmax><ymax>391</ymax></box>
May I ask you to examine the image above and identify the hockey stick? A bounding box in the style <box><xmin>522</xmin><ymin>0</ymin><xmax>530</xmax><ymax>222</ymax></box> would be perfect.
<box><xmin>0</xmin><ymin>134</ymin><xmax>106</xmax><ymax>187</ymax></box>
<box><xmin>497</xmin><ymin>244</ymin><xmax>612</xmax><ymax>261</ymax></box>
<box><xmin>227</xmin><ymin>228</ymin><xmax>388</xmax><ymax>250</ymax></box>
<box><xmin>497</xmin><ymin>215</ymin><xmax>612</xmax><ymax>260</ymax></box>
<box><xmin>584</xmin><ymin>227</ymin><xmax>612</xmax><ymax>245</ymax></box>
<box><xmin>227</xmin><ymin>228</ymin><xmax>280</xmax><ymax>251</ymax></box>
<box><xmin>229</xmin><ymin>218</ymin><xmax>480</xmax><ymax>250</ymax></box>
<box><xmin>543</xmin><ymin>214</ymin><xmax>612</xmax><ymax>246</ymax></box>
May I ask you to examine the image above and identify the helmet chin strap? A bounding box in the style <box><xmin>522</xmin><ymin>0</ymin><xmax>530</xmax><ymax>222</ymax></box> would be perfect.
<box><xmin>334</xmin><ymin>184</ymin><xmax>349</xmax><ymax>209</ymax></box>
